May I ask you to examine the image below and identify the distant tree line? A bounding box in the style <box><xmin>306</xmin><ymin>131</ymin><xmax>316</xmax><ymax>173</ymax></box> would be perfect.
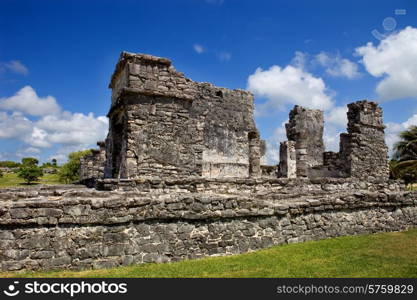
<box><xmin>0</xmin><ymin>150</ymin><xmax>91</xmax><ymax>185</ymax></box>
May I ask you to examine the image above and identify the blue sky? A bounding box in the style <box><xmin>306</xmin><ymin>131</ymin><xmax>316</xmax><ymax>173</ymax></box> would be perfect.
<box><xmin>1</xmin><ymin>0</ymin><xmax>417</xmax><ymax>163</ymax></box>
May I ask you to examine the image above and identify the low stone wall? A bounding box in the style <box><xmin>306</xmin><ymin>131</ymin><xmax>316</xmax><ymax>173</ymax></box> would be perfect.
<box><xmin>0</xmin><ymin>180</ymin><xmax>416</xmax><ymax>272</ymax></box>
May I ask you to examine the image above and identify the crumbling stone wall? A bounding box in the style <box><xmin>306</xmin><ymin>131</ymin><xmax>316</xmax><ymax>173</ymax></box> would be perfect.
<box><xmin>279</xmin><ymin>101</ymin><xmax>389</xmax><ymax>181</ymax></box>
<box><xmin>105</xmin><ymin>52</ymin><xmax>261</xmax><ymax>179</ymax></box>
<box><xmin>79</xmin><ymin>141</ymin><xmax>106</xmax><ymax>186</ymax></box>
<box><xmin>0</xmin><ymin>180</ymin><xmax>415</xmax><ymax>272</ymax></box>
<box><xmin>339</xmin><ymin>101</ymin><xmax>390</xmax><ymax>181</ymax></box>
<box><xmin>284</xmin><ymin>106</ymin><xmax>324</xmax><ymax>177</ymax></box>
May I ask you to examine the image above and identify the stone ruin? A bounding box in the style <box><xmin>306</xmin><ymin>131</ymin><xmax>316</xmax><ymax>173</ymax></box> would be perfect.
<box><xmin>80</xmin><ymin>52</ymin><xmax>389</xmax><ymax>185</ymax></box>
<box><xmin>0</xmin><ymin>52</ymin><xmax>415</xmax><ymax>272</ymax></box>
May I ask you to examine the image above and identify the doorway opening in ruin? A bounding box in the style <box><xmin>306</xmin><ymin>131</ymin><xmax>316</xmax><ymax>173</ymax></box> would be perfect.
<box><xmin>248</xmin><ymin>131</ymin><xmax>260</xmax><ymax>177</ymax></box>
<box><xmin>110</xmin><ymin>113</ymin><xmax>125</xmax><ymax>178</ymax></box>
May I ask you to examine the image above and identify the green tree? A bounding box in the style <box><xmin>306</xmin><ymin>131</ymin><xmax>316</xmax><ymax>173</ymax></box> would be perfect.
<box><xmin>0</xmin><ymin>169</ymin><xmax>3</xmax><ymax>178</ymax></box>
<box><xmin>51</xmin><ymin>158</ymin><xmax>58</xmax><ymax>167</ymax></box>
<box><xmin>58</xmin><ymin>150</ymin><xmax>91</xmax><ymax>183</ymax></box>
<box><xmin>18</xmin><ymin>157</ymin><xmax>43</xmax><ymax>184</ymax></box>
<box><xmin>21</xmin><ymin>157</ymin><xmax>39</xmax><ymax>166</ymax></box>
<box><xmin>391</xmin><ymin>126</ymin><xmax>417</xmax><ymax>185</ymax></box>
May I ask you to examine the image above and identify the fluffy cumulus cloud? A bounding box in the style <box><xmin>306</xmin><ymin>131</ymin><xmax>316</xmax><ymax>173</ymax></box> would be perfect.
<box><xmin>314</xmin><ymin>52</ymin><xmax>360</xmax><ymax>79</ymax></box>
<box><xmin>0</xmin><ymin>86</ymin><xmax>60</xmax><ymax>116</ymax></box>
<box><xmin>0</xmin><ymin>86</ymin><xmax>108</xmax><ymax>162</ymax></box>
<box><xmin>248</xmin><ymin>55</ymin><xmax>334</xmax><ymax>115</ymax></box>
<box><xmin>355</xmin><ymin>26</ymin><xmax>417</xmax><ymax>100</ymax></box>
<box><xmin>36</xmin><ymin>112</ymin><xmax>108</xmax><ymax>145</ymax></box>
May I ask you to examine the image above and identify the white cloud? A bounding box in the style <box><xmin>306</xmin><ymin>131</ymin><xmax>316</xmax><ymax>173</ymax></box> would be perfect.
<box><xmin>0</xmin><ymin>86</ymin><xmax>60</xmax><ymax>116</ymax></box>
<box><xmin>323</xmin><ymin>125</ymin><xmax>342</xmax><ymax>152</ymax></box>
<box><xmin>218</xmin><ymin>52</ymin><xmax>231</xmax><ymax>61</ymax></box>
<box><xmin>193</xmin><ymin>44</ymin><xmax>205</xmax><ymax>54</ymax></box>
<box><xmin>248</xmin><ymin>56</ymin><xmax>334</xmax><ymax>115</ymax></box>
<box><xmin>355</xmin><ymin>26</ymin><xmax>417</xmax><ymax>101</ymax></box>
<box><xmin>24</xmin><ymin>147</ymin><xmax>41</xmax><ymax>154</ymax></box>
<box><xmin>291</xmin><ymin>51</ymin><xmax>307</xmax><ymax>69</ymax></box>
<box><xmin>322</xmin><ymin>105</ymin><xmax>348</xmax><ymax>152</ymax></box>
<box><xmin>0</xmin><ymin>86</ymin><xmax>109</xmax><ymax>161</ymax></box>
<box><xmin>314</xmin><ymin>52</ymin><xmax>360</xmax><ymax>79</ymax></box>
<box><xmin>5</xmin><ymin>60</ymin><xmax>29</xmax><ymax>75</ymax></box>
<box><xmin>16</xmin><ymin>147</ymin><xmax>41</xmax><ymax>158</ymax></box>
<box><xmin>0</xmin><ymin>60</ymin><xmax>29</xmax><ymax>75</ymax></box>
<box><xmin>0</xmin><ymin>111</ymin><xmax>33</xmax><ymax>139</ymax></box>
<box><xmin>385</xmin><ymin>114</ymin><xmax>417</xmax><ymax>155</ymax></box>
<box><xmin>264</xmin><ymin>124</ymin><xmax>287</xmax><ymax>165</ymax></box>
<box><xmin>325</xmin><ymin>105</ymin><xmax>347</xmax><ymax>128</ymax></box>
<box><xmin>24</xmin><ymin>127</ymin><xmax>51</xmax><ymax>148</ymax></box>
<box><xmin>36</xmin><ymin>112</ymin><xmax>108</xmax><ymax>145</ymax></box>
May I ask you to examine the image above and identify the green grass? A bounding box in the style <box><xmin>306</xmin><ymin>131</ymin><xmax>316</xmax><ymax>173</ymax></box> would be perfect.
<box><xmin>2</xmin><ymin>229</ymin><xmax>417</xmax><ymax>278</ymax></box>
<box><xmin>0</xmin><ymin>172</ymin><xmax>61</xmax><ymax>188</ymax></box>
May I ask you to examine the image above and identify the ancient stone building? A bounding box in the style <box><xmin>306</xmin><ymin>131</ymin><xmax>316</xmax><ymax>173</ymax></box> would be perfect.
<box><xmin>79</xmin><ymin>52</ymin><xmax>391</xmax><ymax>183</ymax></box>
<box><xmin>104</xmin><ymin>52</ymin><xmax>263</xmax><ymax>180</ymax></box>
<box><xmin>1</xmin><ymin>52</ymin><xmax>414</xmax><ymax>273</ymax></box>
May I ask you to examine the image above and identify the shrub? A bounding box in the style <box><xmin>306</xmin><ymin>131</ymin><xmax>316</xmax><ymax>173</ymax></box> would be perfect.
<box><xmin>58</xmin><ymin>150</ymin><xmax>91</xmax><ymax>183</ymax></box>
<box><xmin>17</xmin><ymin>157</ymin><xmax>43</xmax><ymax>184</ymax></box>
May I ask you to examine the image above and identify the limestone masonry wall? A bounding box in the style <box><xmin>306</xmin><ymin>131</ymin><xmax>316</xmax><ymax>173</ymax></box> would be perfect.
<box><xmin>105</xmin><ymin>52</ymin><xmax>261</xmax><ymax>180</ymax></box>
<box><xmin>80</xmin><ymin>141</ymin><xmax>106</xmax><ymax>186</ymax></box>
<box><xmin>0</xmin><ymin>180</ymin><xmax>416</xmax><ymax>272</ymax></box>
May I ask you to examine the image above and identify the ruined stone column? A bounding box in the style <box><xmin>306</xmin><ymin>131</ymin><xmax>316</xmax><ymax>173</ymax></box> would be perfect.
<box><xmin>339</xmin><ymin>100</ymin><xmax>389</xmax><ymax>181</ymax></box>
<box><xmin>79</xmin><ymin>141</ymin><xmax>106</xmax><ymax>186</ymax></box>
<box><xmin>278</xmin><ymin>141</ymin><xmax>297</xmax><ymax>178</ymax></box>
<box><xmin>285</xmin><ymin>105</ymin><xmax>324</xmax><ymax>177</ymax></box>
<box><xmin>248</xmin><ymin>131</ymin><xmax>262</xmax><ymax>178</ymax></box>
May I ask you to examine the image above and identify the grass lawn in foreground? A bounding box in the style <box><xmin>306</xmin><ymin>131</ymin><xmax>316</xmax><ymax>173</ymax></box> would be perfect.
<box><xmin>0</xmin><ymin>172</ymin><xmax>61</xmax><ymax>188</ymax></box>
<box><xmin>2</xmin><ymin>229</ymin><xmax>417</xmax><ymax>278</ymax></box>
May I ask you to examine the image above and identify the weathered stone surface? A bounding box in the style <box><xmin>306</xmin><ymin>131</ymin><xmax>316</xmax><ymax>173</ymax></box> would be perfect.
<box><xmin>0</xmin><ymin>178</ymin><xmax>415</xmax><ymax>272</ymax></box>
<box><xmin>80</xmin><ymin>141</ymin><xmax>106</xmax><ymax>186</ymax></box>
<box><xmin>285</xmin><ymin>106</ymin><xmax>324</xmax><ymax>177</ymax></box>
<box><xmin>340</xmin><ymin>101</ymin><xmax>389</xmax><ymax>181</ymax></box>
<box><xmin>278</xmin><ymin>141</ymin><xmax>296</xmax><ymax>178</ymax></box>
<box><xmin>102</xmin><ymin>52</ymin><xmax>260</xmax><ymax>180</ymax></box>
